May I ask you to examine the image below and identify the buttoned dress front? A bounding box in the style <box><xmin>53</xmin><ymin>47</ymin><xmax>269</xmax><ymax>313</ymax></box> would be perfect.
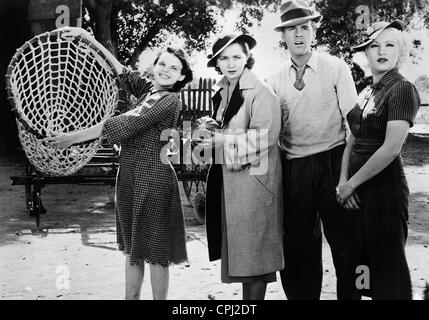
<box><xmin>205</xmin><ymin>68</ymin><xmax>284</xmax><ymax>281</ymax></box>
<box><xmin>345</xmin><ymin>68</ymin><xmax>420</xmax><ymax>299</ymax></box>
<box><xmin>102</xmin><ymin>69</ymin><xmax>187</xmax><ymax>266</ymax></box>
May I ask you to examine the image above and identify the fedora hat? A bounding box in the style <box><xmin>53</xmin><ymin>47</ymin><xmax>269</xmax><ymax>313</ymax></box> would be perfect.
<box><xmin>274</xmin><ymin>0</ymin><xmax>322</xmax><ymax>32</ymax></box>
<box><xmin>353</xmin><ymin>20</ymin><xmax>404</xmax><ymax>52</ymax></box>
<box><xmin>207</xmin><ymin>34</ymin><xmax>256</xmax><ymax>68</ymax></box>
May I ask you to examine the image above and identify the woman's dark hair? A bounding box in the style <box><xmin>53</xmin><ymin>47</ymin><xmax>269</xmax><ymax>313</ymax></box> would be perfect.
<box><xmin>214</xmin><ymin>39</ymin><xmax>255</xmax><ymax>75</ymax></box>
<box><xmin>153</xmin><ymin>47</ymin><xmax>193</xmax><ymax>92</ymax></box>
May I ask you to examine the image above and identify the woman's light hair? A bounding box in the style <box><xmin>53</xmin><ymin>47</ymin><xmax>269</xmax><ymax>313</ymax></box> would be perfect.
<box><xmin>383</xmin><ymin>27</ymin><xmax>411</xmax><ymax>69</ymax></box>
<box><xmin>353</xmin><ymin>27</ymin><xmax>411</xmax><ymax>74</ymax></box>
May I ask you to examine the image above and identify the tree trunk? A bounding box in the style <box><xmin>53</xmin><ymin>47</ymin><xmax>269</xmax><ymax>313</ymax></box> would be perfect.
<box><xmin>83</xmin><ymin>0</ymin><xmax>117</xmax><ymax>58</ymax></box>
<box><xmin>128</xmin><ymin>24</ymin><xmax>162</xmax><ymax>68</ymax></box>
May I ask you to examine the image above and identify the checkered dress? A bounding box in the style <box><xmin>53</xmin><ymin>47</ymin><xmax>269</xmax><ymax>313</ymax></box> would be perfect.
<box><xmin>102</xmin><ymin>68</ymin><xmax>187</xmax><ymax>266</ymax></box>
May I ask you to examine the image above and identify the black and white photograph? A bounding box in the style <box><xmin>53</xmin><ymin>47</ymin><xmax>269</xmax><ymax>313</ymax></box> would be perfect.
<box><xmin>0</xmin><ymin>0</ymin><xmax>428</xmax><ymax>305</ymax></box>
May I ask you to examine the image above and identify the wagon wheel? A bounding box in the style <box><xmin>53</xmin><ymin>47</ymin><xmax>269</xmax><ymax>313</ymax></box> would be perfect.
<box><xmin>193</xmin><ymin>192</ymin><xmax>206</xmax><ymax>225</ymax></box>
<box><xmin>183</xmin><ymin>178</ymin><xmax>206</xmax><ymax>195</ymax></box>
<box><xmin>193</xmin><ymin>178</ymin><xmax>206</xmax><ymax>194</ymax></box>
<box><xmin>182</xmin><ymin>180</ymin><xmax>193</xmax><ymax>206</ymax></box>
<box><xmin>181</xmin><ymin>167</ymin><xmax>207</xmax><ymax>206</ymax></box>
<box><xmin>182</xmin><ymin>179</ymin><xmax>206</xmax><ymax>225</ymax></box>
<box><xmin>179</xmin><ymin>136</ymin><xmax>209</xmax><ymax>221</ymax></box>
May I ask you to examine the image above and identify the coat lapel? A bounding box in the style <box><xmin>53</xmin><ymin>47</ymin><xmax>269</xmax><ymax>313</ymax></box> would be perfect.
<box><xmin>211</xmin><ymin>89</ymin><xmax>222</xmax><ymax>120</ymax></box>
<box><xmin>211</xmin><ymin>68</ymin><xmax>257</xmax><ymax>128</ymax></box>
<box><xmin>221</xmin><ymin>82</ymin><xmax>244</xmax><ymax>128</ymax></box>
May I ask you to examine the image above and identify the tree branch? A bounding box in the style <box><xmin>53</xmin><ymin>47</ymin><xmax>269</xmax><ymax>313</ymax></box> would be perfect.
<box><xmin>127</xmin><ymin>3</ymin><xmax>192</xmax><ymax>67</ymax></box>
<box><xmin>128</xmin><ymin>23</ymin><xmax>162</xmax><ymax>67</ymax></box>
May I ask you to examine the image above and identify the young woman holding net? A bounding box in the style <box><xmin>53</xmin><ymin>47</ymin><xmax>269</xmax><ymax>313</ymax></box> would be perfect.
<box><xmin>47</xmin><ymin>27</ymin><xmax>193</xmax><ymax>300</ymax></box>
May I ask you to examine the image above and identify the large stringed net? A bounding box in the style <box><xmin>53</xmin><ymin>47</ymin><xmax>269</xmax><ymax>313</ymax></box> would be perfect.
<box><xmin>5</xmin><ymin>30</ymin><xmax>119</xmax><ymax>176</ymax></box>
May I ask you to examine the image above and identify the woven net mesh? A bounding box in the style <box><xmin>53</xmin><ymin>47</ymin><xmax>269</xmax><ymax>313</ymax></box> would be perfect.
<box><xmin>6</xmin><ymin>31</ymin><xmax>119</xmax><ymax>176</ymax></box>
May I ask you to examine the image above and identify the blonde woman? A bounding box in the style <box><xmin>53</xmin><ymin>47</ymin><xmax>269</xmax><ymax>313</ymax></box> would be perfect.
<box><xmin>336</xmin><ymin>21</ymin><xmax>421</xmax><ymax>299</ymax></box>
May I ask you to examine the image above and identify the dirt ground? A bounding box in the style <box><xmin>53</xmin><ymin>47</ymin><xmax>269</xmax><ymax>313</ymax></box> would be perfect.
<box><xmin>0</xmin><ymin>132</ymin><xmax>428</xmax><ymax>300</ymax></box>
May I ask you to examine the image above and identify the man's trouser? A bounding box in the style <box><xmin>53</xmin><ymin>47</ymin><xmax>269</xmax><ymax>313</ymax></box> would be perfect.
<box><xmin>280</xmin><ymin>144</ymin><xmax>357</xmax><ymax>300</ymax></box>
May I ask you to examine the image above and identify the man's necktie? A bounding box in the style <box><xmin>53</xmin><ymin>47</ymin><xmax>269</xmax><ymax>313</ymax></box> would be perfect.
<box><xmin>292</xmin><ymin>64</ymin><xmax>308</xmax><ymax>91</ymax></box>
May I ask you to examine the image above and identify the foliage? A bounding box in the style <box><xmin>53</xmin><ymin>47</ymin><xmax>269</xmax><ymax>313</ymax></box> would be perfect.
<box><xmin>83</xmin><ymin>0</ymin><xmax>276</xmax><ymax>67</ymax></box>
<box><xmin>311</xmin><ymin>0</ymin><xmax>429</xmax><ymax>92</ymax></box>
<box><xmin>234</xmin><ymin>0</ymin><xmax>278</xmax><ymax>33</ymax></box>
<box><xmin>83</xmin><ymin>0</ymin><xmax>429</xmax><ymax>91</ymax></box>
<box><xmin>114</xmin><ymin>0</ymin><xmax>220</xmax><ymax>65</ymax></box>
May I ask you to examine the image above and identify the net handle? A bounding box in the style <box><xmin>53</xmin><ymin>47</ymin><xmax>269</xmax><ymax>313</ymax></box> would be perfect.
<box><xmin>4</xmin><ymin>29</ymin><xmax>120</xmax><ymax>139</ymax></box>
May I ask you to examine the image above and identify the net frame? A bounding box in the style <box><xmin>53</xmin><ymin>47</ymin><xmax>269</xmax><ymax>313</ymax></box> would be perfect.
<box><xmin>5</xmin><ymin>30</ymin><xmax>119</xmax><ymax>176</ymax></box>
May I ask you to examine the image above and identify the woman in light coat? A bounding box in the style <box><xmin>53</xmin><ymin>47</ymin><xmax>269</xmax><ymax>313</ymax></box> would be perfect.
<box><xmin>198</xmin><ymin>34</ymin><xmax>284</xmax><ymax>300</ymax></box>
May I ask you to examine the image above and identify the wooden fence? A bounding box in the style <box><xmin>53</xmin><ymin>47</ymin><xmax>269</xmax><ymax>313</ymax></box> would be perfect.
<box><xmin>180</xmin><ymin>78</ymin><xmax>216</xmax><ymax>122</ymax></box>
<box><xmin>178</xmin><ymin>78</ymin><xmax>429</xmax><ymax>124</ymax></box>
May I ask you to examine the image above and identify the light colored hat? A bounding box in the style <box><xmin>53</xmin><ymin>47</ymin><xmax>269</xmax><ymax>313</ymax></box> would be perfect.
<box><xmin>353</xmin><ymin>20</ymin><xmax>404</xmax><ymax>52</ymax></box>
<box><xmin>274</xmin><ymin>0</ymin><xmax>322</xmax><ymax>32</ymax></box>
<box><xmin>207</xmin><ymin>34</ymin><xmax>256</xmax><ymax>68</ymax></box>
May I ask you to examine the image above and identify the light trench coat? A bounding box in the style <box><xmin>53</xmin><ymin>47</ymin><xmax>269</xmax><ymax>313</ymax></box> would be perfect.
<box><xmin>205</xmin><ymin>68</ymin><xmax>284</xmax><ymax>277</ymax></box>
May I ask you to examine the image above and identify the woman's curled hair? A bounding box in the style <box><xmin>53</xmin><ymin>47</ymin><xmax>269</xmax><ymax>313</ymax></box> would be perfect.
<box><xmin>153</xmin><ymin>47</ymin><xmax>193</xmax><ymax>92</ymax></box>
